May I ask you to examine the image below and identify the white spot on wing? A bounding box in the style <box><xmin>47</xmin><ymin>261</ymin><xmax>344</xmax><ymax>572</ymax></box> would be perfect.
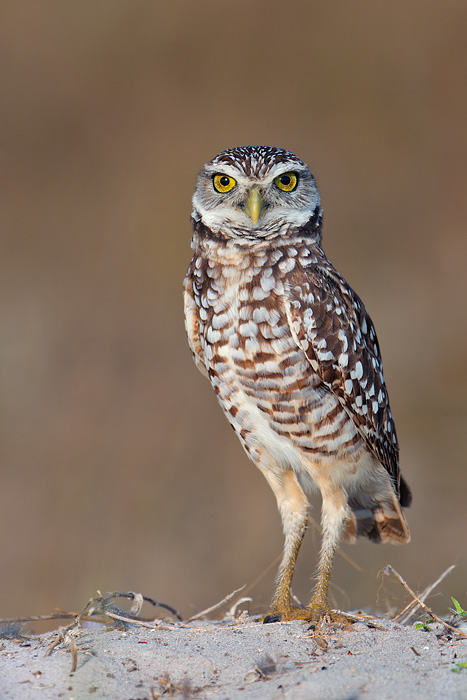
<box><xmin>239</xmin><ymin>321</ymin><xmax>259</xmax><ymax>337</ymax></box>
<box><xmin>253</xmin><ymin>286</ymin><xmax>269</xmax><ymax>301</ymax></box>
<box><xmin>252</xmin><ymin>307</ymin><xmax>269</xmax><ymax>323</ymax></box>
<box><xmin>260</xmin><ymin>275</ymin><xmax>276</xmax><ymax>293</ymax></box>
<box><xmin>338</xmin><ymin>353</ymin><xmax>348</xmax><ymax>368</ymax></box>
<box><xmin>207</xmin><ymin>327</ymin><xmax>221</xmax><ymax>343</ymax></box>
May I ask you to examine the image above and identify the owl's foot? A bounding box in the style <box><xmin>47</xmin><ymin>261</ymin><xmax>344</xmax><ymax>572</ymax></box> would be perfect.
<box><xmin>306</xmin><ymin>605</ymin><xmax>354</xmax><ymax>628</ymax></box>
<box><xmin>263</xmin><ymin>604</ymin><xmax>309</xmax><ymax>624</ymax></box>
<box><xmin>263</xmin><ymin>602</ymin><xmax>353</xmax><ymax>627</ymax></box>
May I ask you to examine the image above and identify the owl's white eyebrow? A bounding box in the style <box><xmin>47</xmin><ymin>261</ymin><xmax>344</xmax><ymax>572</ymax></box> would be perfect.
<box><xmin>205</xmin><ymin>165</ymin><xmax>241</xmax><ymax>178</ymax></box>
<box><xmin>267</xmin><ymin>163</ymin><xmax>304</xmax><ymax>178</ymax></box>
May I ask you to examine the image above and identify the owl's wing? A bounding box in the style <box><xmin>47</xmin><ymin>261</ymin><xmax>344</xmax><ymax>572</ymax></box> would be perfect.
<box><xmin>183</xmin><ymin>272</ymin><xmax>209</xmax><ymax>379</ymax></box>
<box><xmin>284</xmin><ymin>262</ymin><xmax>401</xmax><ymax>488</ymax></box>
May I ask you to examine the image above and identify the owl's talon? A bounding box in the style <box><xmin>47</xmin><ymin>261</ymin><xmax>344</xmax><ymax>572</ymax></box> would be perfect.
<box><xmin>308</xmin><ymin>608</ymin><xmax>354</xmax><ymax>627</ymax></box>
<box><xmin>263</xmin><ymin>614</ymin><xmax>282</xmax><ymax>624</ymax></box>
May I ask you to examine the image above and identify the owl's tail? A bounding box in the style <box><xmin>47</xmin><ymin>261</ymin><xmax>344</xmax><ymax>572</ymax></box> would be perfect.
<box><xmin>342</xmin><ymin>474</ymin><xmax>411</xmax><ymax>544</ymax></box>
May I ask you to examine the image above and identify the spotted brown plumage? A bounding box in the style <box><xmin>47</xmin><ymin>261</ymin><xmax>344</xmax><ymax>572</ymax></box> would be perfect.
<box><xmin>184</xmin><ymin>146</ymin><xmax>411</xmax><ymax>623</ymax></box>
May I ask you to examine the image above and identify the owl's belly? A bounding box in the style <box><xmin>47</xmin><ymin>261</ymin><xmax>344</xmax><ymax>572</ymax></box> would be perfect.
<box><xmin>202</xmin><ymin>293</ymin><xmax>368</xmax><ymax>486</ymax></box>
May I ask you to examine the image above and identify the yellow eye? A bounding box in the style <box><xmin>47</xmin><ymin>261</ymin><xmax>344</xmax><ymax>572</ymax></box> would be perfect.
<box><xmin>274</xmin><ymin>172</ymin><xmax>298</xmax><ymax>192</ymax></box>
<box><xmin>213</xmin><ymin>174</ymin><xmax>237</xmax><ymax>193</ymax></box>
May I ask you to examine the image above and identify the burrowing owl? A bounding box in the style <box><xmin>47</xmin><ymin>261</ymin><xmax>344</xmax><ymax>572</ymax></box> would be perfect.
<box><xmin>184</xmin><ymin>146</ymin><xmax>411</xmax><ymax>623</ymax></box>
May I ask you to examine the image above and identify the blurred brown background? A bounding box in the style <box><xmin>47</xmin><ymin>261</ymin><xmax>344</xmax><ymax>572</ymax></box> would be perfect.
<box><xmin>1</xmin><ymin>1</ymin><xmax>466</xmax><ymax>622</ymax></box>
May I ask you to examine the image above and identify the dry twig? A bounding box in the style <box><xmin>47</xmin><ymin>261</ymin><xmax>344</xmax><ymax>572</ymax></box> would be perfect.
<box><xmin>64</xmin><ymin>632</ymin><xmax>78</xmax><ymax>674</ymax></box>
<box><xmin>0</xmin><ymin>591</ymin><xmax>181</xmax><ymax>628</ymax></box>
<box><xmin>384</xmin><ymin>565</ymin><xmax>466</xmax><ymax>638</ymax></box>
<box><xmin>187</xmin><ymin>585</ymin><xmax>246</xmax><ymax>622</ymax></box>
<box><xmin>104</xmin><ymin>612</ymin><xmax>174</xmax><ymax>630</ymax></box>
<box><xmin>0</xmin><ymin>612</ymin><xmax>76</xmax><ymax>625</ymax></box>
<box><xmin>40</xmin><ymin>589</ymin><xmax>182</xmax><ymax>676</ymax></box>
<box><xmin>227</xmin><ymin>597</ymin><xmax>253</xmax><ymax>618</ymax></box>
<box><xmin>394</xmin><ymin>564</ymin><xmax>455</xmax><ymax>624</ymax></box>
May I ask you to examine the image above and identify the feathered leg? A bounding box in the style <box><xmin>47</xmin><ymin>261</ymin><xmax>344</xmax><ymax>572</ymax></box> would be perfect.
<box><xmin>261</xmin><ymin>468</ymin><xmax>309</xmax><ymax>622</ymax></box>
<box><xmin>306</xmin><ymin>488</ymin><xmax>352</xmax><ymax>623</ymax></box>
<box><xmin>261</xmin><ymin>470</ymin><xmax>352</xmax><ymax>624</ymax></box>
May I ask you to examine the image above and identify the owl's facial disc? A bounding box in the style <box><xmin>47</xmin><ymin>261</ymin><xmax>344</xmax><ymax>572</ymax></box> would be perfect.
<box><xmin>192</xmin><ymin>146</ymin><xmax>321</xmax><ymax>240</ymax></box>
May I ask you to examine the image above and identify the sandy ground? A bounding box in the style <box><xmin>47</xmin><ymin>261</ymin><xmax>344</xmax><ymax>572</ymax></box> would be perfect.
<box><xmin>1</xmin><ymin>613</ymin><xmax>467</xmax><ymax>700</ymax></box>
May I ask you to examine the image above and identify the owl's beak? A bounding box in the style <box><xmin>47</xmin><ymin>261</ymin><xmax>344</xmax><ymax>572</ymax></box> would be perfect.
<box><xmin>244</xmin><ymin>189</ymin><xmax>265</xmax><ymax>225</ymax></box>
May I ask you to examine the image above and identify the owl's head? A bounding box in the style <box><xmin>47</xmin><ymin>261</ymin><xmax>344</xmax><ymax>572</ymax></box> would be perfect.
<box><xmin>192</xmin><ymin>146</ymin><xmax>322</xmax><ymax>242</ymax></box>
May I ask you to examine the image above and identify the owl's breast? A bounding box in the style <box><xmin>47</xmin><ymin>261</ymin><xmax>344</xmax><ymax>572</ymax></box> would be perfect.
<box><xmin>197</xmin><ymin>264</ymin><xmax>326</xmax><ymax>429</ymax></box>
<box><xmin>188</xmin><ymin>247</ymin><xmax>364</xmax><ymax>474</ymax></box>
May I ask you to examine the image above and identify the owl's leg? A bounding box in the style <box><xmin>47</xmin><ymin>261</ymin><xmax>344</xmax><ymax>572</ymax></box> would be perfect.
<box><xmin>306</xmin><ymin>489</ymin><xmax>352</xmax><ymax>624</ymax></box>
<box><xmin>260</xmin><ymin>468</ymin><xmax>310</xmax><ymax>623</ymax></box>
